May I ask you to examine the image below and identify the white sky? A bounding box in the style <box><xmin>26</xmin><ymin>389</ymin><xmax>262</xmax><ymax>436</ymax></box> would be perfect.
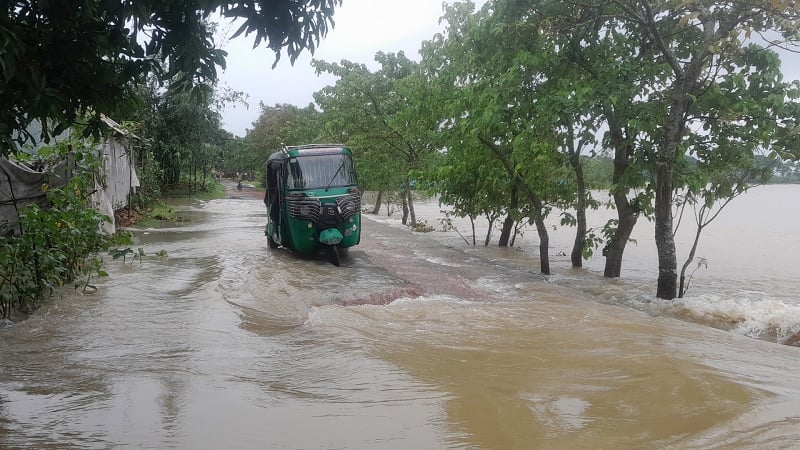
<box><xmin>217</xmin><ymin>0</ymin><xmax>459</xmax><ymax>137</ymax></box>
<box><xmin>216</xmin><ymin>1</ymin><xmax>800</xmax><ymax>138</ymax></box>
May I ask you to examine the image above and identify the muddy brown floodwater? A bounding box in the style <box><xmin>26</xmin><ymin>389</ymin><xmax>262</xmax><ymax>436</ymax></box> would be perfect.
<box><xmin>1</xmin><ymin>181</ymin><xmax>800</xmax><ymax>449</ymax></box>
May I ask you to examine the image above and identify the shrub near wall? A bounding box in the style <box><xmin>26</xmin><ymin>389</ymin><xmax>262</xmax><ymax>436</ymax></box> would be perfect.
<box><xmin>0</xmin><ymin>156</ymin><xmax>109</xmax><ymax>320</ymax></box>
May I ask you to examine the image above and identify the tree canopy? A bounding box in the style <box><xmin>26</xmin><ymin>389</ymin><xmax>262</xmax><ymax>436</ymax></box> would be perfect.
<box><xmin>313</xmin><ymin>52</ymin><xmax>440</xmax><ymax>225</ymax></box>
<box><xmin>1</xmin><ymin>0</ymin><xmax>341</xmax><ymax>154</ymax></box>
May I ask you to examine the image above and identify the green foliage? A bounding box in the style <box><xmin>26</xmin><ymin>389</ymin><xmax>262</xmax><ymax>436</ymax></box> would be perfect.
<box><xmin>108</xmin><ymin>230</ymin><xmax>134</xmax><ymax>246</ymax></box>
<box><xmin>312</xmin><ymin>52</ymin><xmax>439</xmax><ymax>194</ymax></box>
<box><xmin>768</xmin><ymin>158</ymin><xmax>800</xmax><ymax>183</ymax></box>
<box><xmin>0</xmin><ymin>162</ymin><xmax>109</xmax><ymax>319</ymax></box>
<box><xmin>120</xmin><ymin>77</ymin><xmax>239</xmax><ymax>195</ymax></box>
<box><xmin>582</xmin><ymin>230</ymin><xmax>606</xmax><ymax>260</ymax></box>
<box><xmin>237</xmin><ymin>103</ymin><xmax>323</xmax><ymax>181</ymax></box>
<box><xmin>2</xmin><ymin>0</ymin><xmax>341</xmax><ymax>155</ymax></box>
<box><xmin>146</xmin><ymin>202</ymin><xmax>177</xmax><ymax>222</ymax></box>
<box><xmin>595</xmin><ymin>0</ymin><xmax>800</xmax><ymax>297</ymax></box>
<box><xmin>582</xmin><ymin>157</ymin><xmax>614</xmax><ymax>189</ymax></box>
<box><xmin>420</xmin><ymin>0</ymin><xmax>576</xmax><ymax>260</ymax></box>
<box><xmin>108</xmin><ymin>247</ymin><xmax>165</xmax><ymax>265</ymax></box>
<box><xmin>129</xmin><ymin>149</ymin><xmax>164</xmax><ymax>210</ymax></box>
<box><xmin>109</xmin><ymin>247</ymin><xmax>135</xmax><ymax>262</ymax></box>
<box><xmin>407</xmin><ymin>220</ymin><xmax>435</xmax><ymax>233</ymax></box>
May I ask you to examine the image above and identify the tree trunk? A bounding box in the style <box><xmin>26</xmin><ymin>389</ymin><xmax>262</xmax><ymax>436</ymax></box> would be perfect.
<box><xmin>655</xmin><ymin>163</ymin><xmax>677</xmax><ymax>299</ymax></box>
<box><xmin>372</xmin><ymin>190</ymin><xmax>383</xmax><ymax>215</ymax></box>
<box><xmin>533</xmin><ymin>213</ymin><xmax>551</xmax><ymax>275</ymax></box>
<box><xmin>401</xmin><ymin>188</ymin><xmax>409</xmax><ymax>225</ymax></box>
<box><xmin>603</xmin><ymin>195</ymin><xmax>637</xmax><ymax>278</ymax></box>
<box><xmin>569</xmin><ymin>152</ymin><xmax>587</xmax><ymax>268</ymax></box>
<box><xmin>510</xmin><ymin>223</ymin><xmax>518</xmax><ymax>247</ymax></box>
<box><xmin>469</xmin><ymin>216</ymin><xmax>476</xmax><ymax>246</ymax></box>
<box><xmin>603</xmin><ymin>107</ymin><xmax>639</xmax><ymax>278</ymax></box>
<box><xmin>571</xmin><ymin>207</ymin><xmax>587</xmax><ymax>267</ymax></box>
<box><xmin>406</xmin><ymin>186</ymin><xmax>416</xmax><ymax>225</ymax></box>
<box><xmin>499</xmin><ymin>216</ymin><xmax>514</xmax><ymax>246</ymax></box>
<box><xmin>499</xmin><ymin>185</ymin><xmax>518</xmax><ymax>247</ymax></box>
<box><xmin>484</xmin><ymin>213</ymin><xmax>498</xmax><ymax>246</ymax></box>
<box><xmin>401</xmin><ymin>177</ymin><xmax>413</xmax><ymax>225</ymax></box>
<box><xmin>656</xmin><ymin>82</ymin><xmax>694</xmax><ymax>300</ymax></box>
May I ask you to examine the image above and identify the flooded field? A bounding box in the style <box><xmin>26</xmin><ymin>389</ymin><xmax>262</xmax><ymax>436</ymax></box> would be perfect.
<box><xmin>1</xmin><ymin>184</ymin><xmax>799</xmax><ymax>449</ymax></box>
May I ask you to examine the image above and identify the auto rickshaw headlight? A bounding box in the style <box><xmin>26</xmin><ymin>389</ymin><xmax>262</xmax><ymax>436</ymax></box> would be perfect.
<box><xmin>307</xmin><ymin>222</ymin><xmax>313</xmax><ymax>229</ymax></box>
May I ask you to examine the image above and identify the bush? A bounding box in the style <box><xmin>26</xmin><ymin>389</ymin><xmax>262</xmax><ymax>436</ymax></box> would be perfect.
<box><xmin>129</xmin><ymin>150</ymin><xmax>163</xmax><ymax>210</ymax></box>
<box><xmin>0</xmin><ymin>159</ymin><xmax>109</xmax><ymax>320</ymax></box>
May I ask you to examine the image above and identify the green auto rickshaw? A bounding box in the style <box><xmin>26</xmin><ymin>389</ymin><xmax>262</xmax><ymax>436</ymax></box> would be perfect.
<box><xmin>263</xmin><ymin>144</ymin><xmax>361</xmax><ymax>266</ymax></box>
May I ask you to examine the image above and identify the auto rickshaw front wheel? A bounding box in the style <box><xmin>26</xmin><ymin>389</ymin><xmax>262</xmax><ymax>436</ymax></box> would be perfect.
<box><xmin>326</xmin><ymin>245</ymin><xmax>340</xmax><ymax>267</ymax></box>
<box><xmin>267</xmin><ymin>234</ymin><xmax>279</xmax><ymax>249</ymax></box>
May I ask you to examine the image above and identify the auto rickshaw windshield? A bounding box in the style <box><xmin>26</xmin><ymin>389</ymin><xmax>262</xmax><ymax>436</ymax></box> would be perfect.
<box><xmin>287</xmin><ymin>154</ymin><xmax>357</xmax><ymax>189</ymax></box>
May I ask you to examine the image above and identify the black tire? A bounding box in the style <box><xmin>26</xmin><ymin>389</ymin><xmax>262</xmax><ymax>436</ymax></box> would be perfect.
<box><xmin>267</xmin><ymin>234</ymin><xmax>279</xmax><ymax>249</ymax></box>
<box><xmin>326</xmin><ymin>245</ymin><xmax>340</xmax><ymax>266</ymax></box>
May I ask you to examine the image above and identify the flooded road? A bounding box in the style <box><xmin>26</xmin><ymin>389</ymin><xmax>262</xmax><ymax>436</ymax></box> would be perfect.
<box><xmin>2</xmin><ymin>185</ymin><xmax>800</xmax><ymax>449</ymax></box>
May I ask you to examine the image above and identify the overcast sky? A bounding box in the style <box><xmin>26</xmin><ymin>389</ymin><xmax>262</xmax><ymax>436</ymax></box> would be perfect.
<box><xmin>217</xmin><ymin>0</ymin><xmax>459</xmax><ymax>137</ymax></box>
<box><xmin>216</xmin><ymin>2</ymin><xmax>800</xmax><ymax>138</ymax></box>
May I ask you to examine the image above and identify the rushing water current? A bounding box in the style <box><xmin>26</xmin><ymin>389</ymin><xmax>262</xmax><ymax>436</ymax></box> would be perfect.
<box><xmin>1</xmin><ymin>183</ymin><xmax>799</xmax><ymax>449</ymax></box>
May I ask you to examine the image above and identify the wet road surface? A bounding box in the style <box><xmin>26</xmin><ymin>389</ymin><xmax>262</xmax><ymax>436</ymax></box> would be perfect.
<box><xmin>2</xmin><ymin>182</ymin><xmax>800</xmax><ymax>449</ymax></box>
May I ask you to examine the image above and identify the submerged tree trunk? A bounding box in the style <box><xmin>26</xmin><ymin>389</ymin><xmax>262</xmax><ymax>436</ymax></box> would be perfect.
<box><xmin>571</xmin><ymin>205</ymin><xmax>587</xmax><ymax>267</ymax></box>
<box><xmin>499</xmin><ymin>185</ymin><xmax>518</xmax><ymax>247</ymax></box>
<box><xmin>406</xmin><ymin>185</ymin><xmax>416</xmax><ymax>225</ymax></box>
<box><xmin>400</xmin><ymin>177</ymin><xmax>416</xmax><ymax>225</ymax></box>
<box><xmin>656</xmin><ymin>83</ymin><xmax>694</xmax><ymax>299</ymax></box>
<box><xmin>484</xmin><ymin>213</ymin><xmax>499</xmax><ymax>246</ymax></box>
<box><xmin>499</xmin><ymin>216</ymin><xmax>514</xmax><ymax>247</ymax></box>
<box><xmin>603</xmin><ymin>107</ymin><xmax>639</xmax><ymax>278</ymax></box>
<box><xmin>568</xmin><ymin>147</ymin><xmax>587</xmax><ymax>268</ymax></box>
<box><xmin>401</xmin><ymin>188</ymin><xmax>409</xmax><ymax>226</ymax></box>
<box><xmin>655</xmin><ymin>162</ymin><xmax>677</xmax><ymax>299</ymax></box>
<box><xmin>603</xmin><ymin>194</ymin><xmax>638</xmax><ymax>278</ymax></box>
<box><xmin>532</xmin><ymin>213</ymin><xmax>551</xmax><ymax>275</ymax></box>
<box><xmin>372</xmin><ymin>190</ymin><xmax>383</xmax><ymax>215</ymax></box>
<box><xmin>469</xmin><ymin>216</ymin><xmax>476</xmax><ymax>246</ymax></box>
<box><xmin>510</xmin><ymin>223</ymin><xmax>519</xmax><ymax>247</ymax></box>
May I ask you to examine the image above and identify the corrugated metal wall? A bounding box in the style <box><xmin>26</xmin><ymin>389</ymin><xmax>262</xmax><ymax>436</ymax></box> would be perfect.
<box><xmin>1</xmin><ymin>131</ymin><xmax>139</xmax><ymax>235</ymax></box>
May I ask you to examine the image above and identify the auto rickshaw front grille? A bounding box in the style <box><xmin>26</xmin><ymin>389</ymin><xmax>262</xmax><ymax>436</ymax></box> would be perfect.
<box><xmin>336</xmin><ymin>193</ymin><xmax>361</xmax><ymax>220</ymax></box>
<box><xmin>287</xmin><ymin>197</ymin><xmax>321</xmax><ymax>222</ymax></box>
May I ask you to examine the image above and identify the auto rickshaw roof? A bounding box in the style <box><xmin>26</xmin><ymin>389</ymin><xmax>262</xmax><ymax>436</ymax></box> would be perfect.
<box><xmin>268</xmin><ymin>144</ymin><xmax>350</xmax><ymax>162</ymax></box>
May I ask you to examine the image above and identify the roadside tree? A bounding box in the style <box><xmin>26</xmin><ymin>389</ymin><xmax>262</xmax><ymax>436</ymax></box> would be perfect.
<box><xmin>608</xmin><ymin>0</ymin><xmax>800</xmax><ymax>299</ymax></box>
<box><xmin>243</xmin><ymin>102</ymin><xmax>322</xmax><ymax>180</ymax></box>
<box><xmin>673</xmin><ymin>43</ymin><xmax>800</xmax><ymax>297</ymax></box>
<box><xmin>313</xmin><ymin>53</ymin><xmax>439</xmax><ymax>226</ymax></box>
<box><xmin>422</xmin><ymin>1</ymin><xmax>576</xmax><ymax>275</ymax></box>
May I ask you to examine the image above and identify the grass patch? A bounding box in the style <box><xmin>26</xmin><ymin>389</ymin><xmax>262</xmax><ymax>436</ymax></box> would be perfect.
<box><xmin>161</xmin><ymin>179</ymin><xmax>225</xmax><ymax>200</ymax></box>
<box><xmin>124</xmin><ymin>179</ymin><xmax>224</xmax><ymax>228</ymax></box>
